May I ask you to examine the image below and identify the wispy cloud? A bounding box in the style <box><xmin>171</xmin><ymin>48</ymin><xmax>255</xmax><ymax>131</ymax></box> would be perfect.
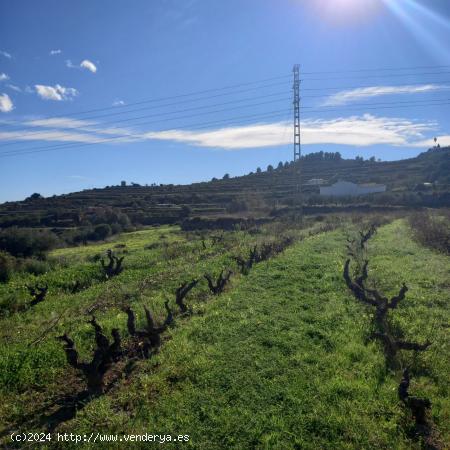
<box><xmin>24</xmin><ymin>117</ymin><xmax>138</xmax><ymax>139</ymax></box>
<box><xmin>0</xmin><ymin>50</ymin><xmax>12</xmax><ymax>59</ymax></box>
<box><xmin>0</xmin><ymin>114</ymin><xmax>445</xmax><ymax>150</ymax></box>
<box><xmin>323</xmin><ymin>84</ymin><xmax>450</xmax><ymax>106</ymax></box>
<box><xmin>112</xmin><ymin>99</ymin><xmax>125</xmax><ymax>106</ymax></box>
<box><xmin>25</xmin><ymin>117</ymin><xmax>97</xmax><ymax>129</ymax></box>
<box><xmin>66</xmin><ymin>59</ymin><xmax>97</xmax><ymax>73</ymax></box>
<box><xmin>409</xmin><ymin>135</ymin><xmax>450</xmax><ymax>148</ymax></box>
<box><xmin>50</xmin><ymin>49</ymin><xmax>62</xmax><ymax>55</ymax></box>
<box><xmin>0</xmin><ymin>73</ymin><xmax>9</xmax><ymax>82</ymax></box>
<box><xmin>35</xmin><ymin>84</ymin><xmax>79</xmax><ymax>101</ymax></box>
<box><xmin>6</xmin><ymin>84</ymin><xmax>21</xmax><ymax>92</ymax></box>
<box><xmin>0</xmin><ymin>129</ymin><xmax>115</xmax><ymax>144</ymax></box>
<box><xmin>0</xmin><ymin>94</ymin><xmax>14</xmax><ymax>113</ymax></box>
<box><xmin>146</xmin><ymin>115</ymin><xmax>441</xmax><ymax>149</ymax></box>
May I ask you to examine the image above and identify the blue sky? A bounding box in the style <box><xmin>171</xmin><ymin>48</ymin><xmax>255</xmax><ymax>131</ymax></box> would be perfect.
<box><xmin>0</xmin><ymin>0</ymin><xmax>450</xmax><ymax>202</ymax></box>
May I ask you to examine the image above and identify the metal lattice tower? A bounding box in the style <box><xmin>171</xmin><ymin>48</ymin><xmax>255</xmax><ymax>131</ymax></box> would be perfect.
<box><xmin>293</xmin><ymin>64</ymin><xmax>301</xmax><ymax>162</ymax></box>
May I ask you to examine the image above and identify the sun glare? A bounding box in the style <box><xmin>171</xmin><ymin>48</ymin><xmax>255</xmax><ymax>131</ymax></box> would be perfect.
<box><xmin>310</xmin><ymin>0</ymin><xmax>381</xmax><ymax>24</ymax></box>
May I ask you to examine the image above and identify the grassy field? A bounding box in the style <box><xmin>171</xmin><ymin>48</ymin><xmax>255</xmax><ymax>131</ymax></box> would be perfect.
<box><xmin>0</xmin><ymin>218</ymin><xmax>448</xmax><ymax>449</ymax></box>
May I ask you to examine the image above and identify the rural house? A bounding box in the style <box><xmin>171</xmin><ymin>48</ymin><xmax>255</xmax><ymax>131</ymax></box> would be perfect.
<box><xmin>320</xmin><ymin>181</ymin><xmax>386</xmax><ymax>196</ymax></box>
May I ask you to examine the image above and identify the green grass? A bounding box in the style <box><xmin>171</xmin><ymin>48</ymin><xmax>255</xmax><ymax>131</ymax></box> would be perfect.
<box><xmin>0</xmin><ymin>219</ymin><xmax>448</xmax><ymax>449</ymax></box>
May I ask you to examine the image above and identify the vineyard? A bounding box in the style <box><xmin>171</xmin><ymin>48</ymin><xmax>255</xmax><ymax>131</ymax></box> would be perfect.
<box><xmin>0</xmin><ymin>215</ymin><xmax>448</xmax><ymax>448</ymax></box>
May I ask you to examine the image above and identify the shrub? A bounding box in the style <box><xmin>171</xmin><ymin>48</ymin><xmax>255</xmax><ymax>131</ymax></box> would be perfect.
<box><xmin>409</xmin><ymin>211</ymin><xmax>450</xmax><ymax>254</ymax></box>
<box><xmin>92</xmin><ymin>224</ymin><xmax>112</xmax><ymax>241</ymax></box>
<box><xmin>0</xmin><ymin>292</ymin><xmax>25</xmax><ymax>317</ymax></box>
<box><xmin>0</xmin><ymin>227</ymin><xmax>59</xmax><ymax>258</ymax></box>
<box><xmin>0</xmin><ymin>251</ymin><xmax>15</xmax><ymax>283</ymax></box>
<box><xmin>22</xmin><ymin>258</ymin><xmax>50</xmax><ymax>276</ymax></box>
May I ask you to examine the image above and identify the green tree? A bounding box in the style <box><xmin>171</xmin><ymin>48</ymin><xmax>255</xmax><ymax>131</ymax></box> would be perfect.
<box><xmin>93</xmin><ymin>224</ymin><xmax>112</xmax><ymax>241</ymax></box>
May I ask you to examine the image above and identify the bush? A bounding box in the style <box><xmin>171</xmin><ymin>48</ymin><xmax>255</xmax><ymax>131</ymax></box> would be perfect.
<box><xmin>0</xmin><ymin>251</ymin><xmax>15</xmax><ymax>283</ymax></box>
<box><xmin>92</xmin><ymin>224</ymin><xmax>112</xmax><ymax>241</ymax></box>
<box><xmin>409</xmin><ymin>211</ymin><xmax>450</xmax><ymax>254</ymax></box>
<box><xmin>0</xmin><ymin>227</ymin><xmax>59</xmax><ymax>258</ymax></box>
<box><xmin>22</xmin><ymin>258</ymin><xmax>50</xmax><ymax>276</ymax></box>
<box><xmin>0</xmin><ymin>292</ymin><xmax>25</xmax><ymax>317</ymax></box>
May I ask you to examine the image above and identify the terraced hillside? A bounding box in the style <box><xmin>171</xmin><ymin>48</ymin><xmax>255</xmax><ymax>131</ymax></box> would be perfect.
<box><xmin>0</xmin><ymin>217</ymin><xmax>448</xmax><ymax>448</ymax></box>
<box><xmin>1</xmin><ymin>147</ymin><xmax>448</xmax><ymax>230</ymax></box>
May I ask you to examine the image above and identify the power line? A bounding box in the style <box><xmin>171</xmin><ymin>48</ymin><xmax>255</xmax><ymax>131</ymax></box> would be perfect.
<box><xmin>300</xmin><ymin>99</ymin><xmax>450</xmax><ymax>115</ymax></box>
<box><xmin>3</xmin><ymin>85</ymin><xmax>448</xmax><ymax>148</ymax></box>
<box><xmin>2</xmin><ymin>76</ymin><xmax>448</xmax><ymax>134</ymax></box>
<box><xmin>302</xmin><ymin>64</ymin><xmax>450</xmax><ymax>75</ymax></box>
<box><xmin>301</xmin><ymin>79</ymin><xmax>450</xmax><ymax>92</ymax></box>
<box><xmin>302</xmin><ymin>88</ymin><xmax>450</xmax><ymax>100</ymax></box>
<box><xmin>0</xmin><ymin>108</ymin><xmax>291</xmax><ymax>158</ymax></box>
<box><xmin>0</xmin><ymin>90</ymin><xmax>291</xmax><ymax>146</ymax></box>
<box><xmin>4</xmin><ymin>95</ymin><xmax>447</xmax><ymax>150</ymax></box>
<box><xmin>0</xmin><ymin>95</ymin><xmax>292</xmax><ymax>151</ymax></box>
<box><xmin>302</xmin><ymin>71</ymin><xmax>450</xmax><ymax>81</ymax></box>
<box><xmin>0</xmin><ymin>75</ymin><xmax>292</xmax><ymax>128</ymax></box>
<box><xmin>1</xmin><ymin>98</ymin><xmax>449</xmax><ymax>159</ymax></box>
<box><xmin>301</xmin><ymin>97</ymin><xmax>450</xmax><ymax>110</ymax></box>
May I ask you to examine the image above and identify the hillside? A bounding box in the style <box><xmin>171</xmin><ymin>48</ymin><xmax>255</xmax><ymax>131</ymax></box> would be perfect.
<box><xmin>0</xmin><ymin>147</ymin><xmax>449</xmax><ymax>231</ymax></box>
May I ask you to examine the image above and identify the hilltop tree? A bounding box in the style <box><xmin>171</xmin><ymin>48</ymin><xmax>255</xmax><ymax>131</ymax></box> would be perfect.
<box><xmin>267</xmin><ymin>165</ymin><xmax>274</xmax><ymax>172</ymax></box>
<box><xmin>26</xmin><ymin>193</ymin><xmax>43</xmax><ymax>201</ymax></box>
<box><xmin>256</xmin><ymin>167</ymin><xmax>262</xmax><ymax>174</ymax></box>
<box><xmin>277</xmin><ymin>161</ymin><xmax>283</xmax><ymax>170</ymax></box>
<box><xmin>223</xmin><ymin>173</ymin><xmax>230</xmax><ymax>180</ymax></box>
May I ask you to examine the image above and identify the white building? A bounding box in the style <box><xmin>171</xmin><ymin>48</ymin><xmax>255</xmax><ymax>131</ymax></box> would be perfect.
<box><xmin>305</xmin><ymin>178</ymin><xmax>326</xmax><ymax>185</ymax></box>
<box><xmin>320</xmin><ymin>181</ymin><xmax>386</xmax><ymax>197</ymax></box>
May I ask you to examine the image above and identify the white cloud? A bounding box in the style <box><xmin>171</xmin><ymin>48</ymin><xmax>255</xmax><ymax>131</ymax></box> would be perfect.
<box><xmin>50</xmin><ymin>49</ymin><xmax>62</xmax><ymax>55</ymax></box>
<box><xmin>409</xmin><ymin>135</ymin><xmax>450</xmax><ymax>148</ymax></box>
<box><xmin>0</xmin><ymin>129</ymin><xmax>114</xmax><ymax>144</ymax></box>
<box><xmin>34</xmin><ymin>84</ymin><xmax>79</xmax><ymax>101</ymax></box>
<box><xmin>80</xmin><ymin>59</ymin><xmax>97</xmax><ymax>73</ymax></box>
<box><xmin>323</xmin><ymin>84</ymin><xmax>450</xmax><ymax>106</ymax></box>
<box><xmin>25</xmin><ymin>117</ymin><xmax>98</xmax><ymax>129</ymax></box>
<box><xmin>0</xmin><ymin>73</ymin><xmax>9</xmax><ymax>82</ymax></box>
<box><xmin>0</xmin><ymin>93</ymin><xmax>14</xmax><ymax>113</ymax></box>
<box><xmin>112</xmin><ymin>99</ymin><xmax>125</xmax><ymax>106</ymax></box>
<box><xmin>145</xmin><ymin>114</ymin><xmax>438</xmax><ymax>149</ymax></box>
<box><xmin>0</xmin><ymin>114</ymin><xmax>446</xmax><ymax>151</ymax></box>
<box><xmin>66</xmin><ymin>59</ymin><xmax>98</xmax><ymax>73</ymax></box>
<box><xmin>24</xmin><ymin>118</ymin><xmax>138</xmax><ymax>139</ymax></box>
<box><xmin>0</xmin><ymin>50</ymin><xmax>12</xmax><ymax>59</ymax></box>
